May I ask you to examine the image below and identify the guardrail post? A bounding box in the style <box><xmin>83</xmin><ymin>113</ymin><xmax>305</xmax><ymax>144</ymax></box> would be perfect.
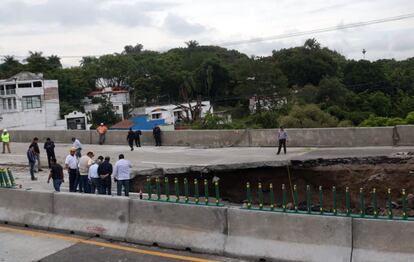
<box><xmin>194</xmin><ymin>179</ymin><xmax>200</xmax><ymax>204</ymax></box>
<box><xmin>269</xmin><ymin>183</ymin><xmax>275</xmax><ymax>211</ymax></box>
<box><xmin>359</xmin><ymin>188</ymin><xmax>365</xmax><ymax>218</ymax></box>
<box><xmin>204</xmin><ymin>179</ymin><xmax>209</xmax><ymax>205</ymax></box>
<box><xmin>246</xmin><ymin>182</ymin><xmax>252</xmax><ymax>209</ymax></box>
<box><xmin>258</xmin><ymin>182</ymin><xmax>264</xmax><ymax>210</ymax></box>
<box><xmin>372</xmin><ymin>188</ymin><xmax>378</xmax><ymax>218</ymax></box>
<box><xmin>0</xmin><ymin>170</ymin><xmax>5</xmax><ymax>187</ymax></box>
<box><xmin>156</xmin><ymin>178</ymin><xmax>161</xmax><ymax>200</ymax></box>
<box><xmin>146</xmin><ymin>176</ymin><xmax>152</xmax><ymax>200</ymax></box>
<box><xmin>387</xmin><ymin>188</ymin><xmax>393</xmax><ymax>219</ymax></box>
<box><xmin>332</xmin><ymin>186</ymin><xmax>337</xmax><ymax>216</ymax></box>
<box><xmin>2</xmin><ymin>169</ymin><xmax>11</xmax><ymax>188</ymax></box>
<box><xmin>293</xmin><ymin>184</ymin><xmax>298</xmax><ymax>212</ymax></box>
<box><xmin>215</xmin><ymin>181</ymin><xmax>220</xmax><ymax>206</ymax></box>
<box><xmin>282</xmin><ymin>184</ymin><xmax>287</xmax><ymax>212</ymax></box>
<box><xmin>7</xmin><ymin>169</ymin><xmax>15</xmax><ymax>187</ymax></box>
<box><xmin>184</xmin><ymin>178</ymin><xmax>189</xmax><ymax>203</ymax></box>
<box><xmin>346</xmin><ymin>187</ymin><xmax>351</xmax><ymax>217</ymax></box>
<box><xmin>164</xmin><ymin>177</ymin><xmax>170</xmax><ymax>202</ymax></box>
<box><xmin>402</xmin><ymin>189</ymin><xmax>407</xmax><ymax>220</ymax></box>
<box><xmin>319</xmin><ymin>186</ymin><xmax>324</xmax><ymax>215</ymax></box>
<box><xmin>174</xmin><ymin>178</ymin><xmax>180</xmax><ymax>202</ymax></box>
<box><xmin>306</xmin><ymin>185</ymin><xmax>311</xmax><ymax>214</ymax></box>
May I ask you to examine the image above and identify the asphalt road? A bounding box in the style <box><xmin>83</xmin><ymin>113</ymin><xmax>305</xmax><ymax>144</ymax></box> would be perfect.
<box><xmin>0</xmin><ymin>224</ymin><xmax>243</xmax><ymax>262</ymax></box>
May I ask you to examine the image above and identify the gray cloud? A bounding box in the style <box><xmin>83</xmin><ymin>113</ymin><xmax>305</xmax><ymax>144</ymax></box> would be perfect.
<box><xmin>163</xmin><ymin>14</ymin><xmax>207</xmax><ymax>36</ymax></box>
<box><xmin>0</xmin><ymin>0</ymin><xmax>176</xmax><ymax>27</ymax></box>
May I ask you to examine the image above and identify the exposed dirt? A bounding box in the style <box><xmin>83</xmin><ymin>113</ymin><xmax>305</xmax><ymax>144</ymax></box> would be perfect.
<box><xmin>130</xmin><ymin>156</ymin><xmax>414</xmax><ymax>216</ymax></box>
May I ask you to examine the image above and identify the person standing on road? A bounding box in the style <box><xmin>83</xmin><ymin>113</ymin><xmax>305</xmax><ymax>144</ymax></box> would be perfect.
<box><xmin>78</xmin><ymin>151</ymin><xmax>94</xmax><ymax>193</ymax></box>
<box><xmin>88</xmin><ymin>156</ymin><xmax>104</xmax><ymax>194</ymax></box>
<box><xmin>72</xmin><ymin>137</ymin><xmax>82</xmax><ymax>158</ymax></box>
<box><xmin>134</xmin><ymin>129</ymin><xmax>142</xmax><ymax>147</ymax></box>
<box><xmin>65</xmin><ymin>147</ymin><xmax>78</xmax><ymax>192</ymax></box>
<box><xmin>113</xmin><ymin>154</ymin><xmax>132</xmax><ymax>196</ymax></box>
<box><xmin>27</xmin><ymin>146</ymin><xmax>37</xmax><ymax>181</ymax></box>
<box><xmin>127</xmin><ymin>128</ymin><xmax>135</xmax><ymax>151</ymax></box>
<box><xmin>1</xmin><ymin>129</ymin><xmax>11</xmax><ymax>154</ymax></box>
<box><xmin>97</xmin><ymin>123</ymin><xmax>108</xmax><ymax>145</ymax></box>
<box><xmin>47</xmin><ymin>158</ymin><xmax>64</xmax><ymax>192</ymax></box>
<box><xmin>153</xmin><ymin>125</ymin><xmax>162</xmax><ymax>146</ymax></box>
<box><xmin>44</xmin><ymin>138</ymin><xmax>56</xmax><ymax>169</ymax></box>
<box><xmin>98</xmin><ymin>156</ymin><xmax>113</xmax><ymax>195</ymax></box>
<box><xmin>30</xmin><ymin>137</ymin><xmax>43</xmax><ymax>172</ymax></box>
<box><xmin>277</xmin><ymin>127</ymin><xmax>289</xmax><ymax>155</ymax></box>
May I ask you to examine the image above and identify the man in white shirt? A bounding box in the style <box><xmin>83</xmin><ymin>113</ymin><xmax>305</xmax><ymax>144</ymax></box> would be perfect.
<box><xmin>72</xmin><ymin>137</ymin><xmax>82</xmax><ymax>158</ymax></box>
<box><xmin>113</xmin><ymin>154</ymin><xmax>132</xmax><ymax>196</ymax></box>
<box><xmin>65</xmin><ymin>147</ymin><xmax>78</xmax><ymax>192</ymax></box>
<box><xmin>88</xmin><ymin>155</ymin><xmax>103</xmax><ymax>194</ymax></box>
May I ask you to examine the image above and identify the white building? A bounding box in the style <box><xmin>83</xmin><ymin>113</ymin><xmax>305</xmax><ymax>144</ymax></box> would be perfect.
<box><xmin>83</xmin><ymin>87</ymin><xmax>130</xmax><ymax>120</ymax></box>
<box><xmin>136</xmin><ymin>101</ymin><xmax>212</xmax><ymax>125</ymax></box>
<box><xmin>0</xmin><ymin>72</ymin><xmax>61</xmax><ymax>130</ymax></box>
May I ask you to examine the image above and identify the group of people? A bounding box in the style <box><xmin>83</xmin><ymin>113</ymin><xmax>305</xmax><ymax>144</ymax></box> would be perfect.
<box><xmin>63</xmin><ymin>148</ymin><xmax>132</xmax><ymax>196</ymax></box>
<box><xmin>24</xmin><ymin>134</ymin><xmax>131</xmax><ymax>196</ymax></box>
<box><xmin>96</xmin><ymin>123</ymin><xmax>162</xmax><ymax>149</ymax></box>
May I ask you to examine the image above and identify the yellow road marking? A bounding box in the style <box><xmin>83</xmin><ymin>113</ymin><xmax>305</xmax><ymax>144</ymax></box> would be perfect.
<box><xmin>0</xmin><ymin>225</ymin><xmax>217</xmax><ymax>262</ymax></box>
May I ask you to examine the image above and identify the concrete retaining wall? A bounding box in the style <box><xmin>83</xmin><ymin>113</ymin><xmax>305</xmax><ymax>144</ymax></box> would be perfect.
<box><xmin>0</xmin><ymin>189</ymin><xmax>53</xmax><ymax>229</ymax></box>
<box><xmin>0</xmin><ymin>188</ymin><xmax>413</xmax><ymax>261</ymax></box>
<box><xmin>50</xmin><ymin>193</ymin><xmax>129</xmax><ymax>240</ymax></box>
<box><xmin>127</xmin><ymin>200</ymin><xmax>227</xmax><ymax>254</ymax></box>
<box><xmin>224</xmin><ymin>208</ymin><xmax>352</xmax><ymax>262</ymax></box>
<box><xmin>352</xmin><ymin>218</ymin><xmax>414</xmax><ymax>262</ymax></box>
<box><xmin>8</xmin><ymin>125</ymin><xmax>414</xmax><ymax>147</ymax></box>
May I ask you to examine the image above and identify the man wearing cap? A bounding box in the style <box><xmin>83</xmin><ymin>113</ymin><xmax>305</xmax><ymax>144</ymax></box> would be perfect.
<box><xmin>65</xmin><ymin>147</ymin><xmax>78</xmax><ymax>192</ymax></box>
<box><xmin>1</xmin><ymin>129</ymin><xmax>11</xmax><ymax>154</ymax></box>
<box><xmin>97</xmin><ymin>123</ymin><xmax>108</xmax><ymax>145</ymax></box>
<box><xmin>78</xmin><ymin>151</ymin><xmax>94</xmax><ymax>193</ymax></box>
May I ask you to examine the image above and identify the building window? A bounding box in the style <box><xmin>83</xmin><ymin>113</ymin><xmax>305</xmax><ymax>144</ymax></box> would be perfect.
<box><xmin>13</xmin><ymin>98</ymin><xmax>17</xmax><ymax>109</ymax></box>
<box><xmin>152</xmin><ymin>113</ymin><xmax>162</xmax><ymax>119</ymax></box>
<box><xmin>7</xmin><ymin>98</ymin><xmax>12</xmax><ymax>109</ymax></box>
<box><xmin>33</xmin><ymin>81</ymin><xmax>42</xmax><ymax>87</ymax></box>
<box><xmin>18</xmin><ymin>83</ymin><xmax>32</xmax><ymax>88</ymax></box>
<box><xmin>22</xmin><ymin>95</ymin><xmax>42</xmax><ymax>110</ymax></box>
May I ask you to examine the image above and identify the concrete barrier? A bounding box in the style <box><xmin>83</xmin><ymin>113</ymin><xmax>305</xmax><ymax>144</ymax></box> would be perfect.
<box><xmin>0</xmin><ymin>189</ymin><xmax>53</xmax><ymax>229</ymax></box>
<box><xmin>8</xmin><ymin>126</ymin><xmax>406</xmax><ymax>147</ymax></box>
<box><xmin>49</xmin><ymin>193</ymin><xmax>129</xmax><ymax>240</ymax></box>
<box><xmin>224</xmin><ymin>208</ymin><xmax>352</xmax><ymax>262</ymax></box>
<box><xmin>126</xmin><ymin>200</ymin><xmax>227</xmax><ymax>254</ymax></box>
<box><xmin>352</xmin><ymin>218</ymin><xmax>414</xmax><ymax>262</ymax></box>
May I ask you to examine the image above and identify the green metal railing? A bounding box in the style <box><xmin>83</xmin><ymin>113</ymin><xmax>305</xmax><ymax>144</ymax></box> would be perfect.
<box><xmin>145</xmin><ymin>177</ymin><xmax>223</xmax><ymax>206</ymax></box>
<box><xmin>242</xmin><ymin>182</ymin><xmax>413</xmax><ymax>221</ymax></box>
<box><xmin>0</xmin><ymin>168</ymin><xmax>15</xmax><ymax>188</ymax></box>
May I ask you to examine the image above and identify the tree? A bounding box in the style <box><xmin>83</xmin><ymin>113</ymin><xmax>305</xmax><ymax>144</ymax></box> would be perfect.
<box><xmin>0</xmin><ymin>56</ymin><xmax>23</xmax><ymax>78</ymax></box>
<box><xmin>279</xmin><ymin>104</ymin><xmax>338</xmax><ymax>128</ymax></box>
<box><xmin>185</xmin><ymin>40</ymin><xmax>199</xmax><ymax>49</ymax></box>
<box><xmin>90</xmin><ymin>99</ymin><xmax>121</xmax><ymax>127</ymax></box>
<box><xmin>122</xmin><ymin>43</ymin><xmax>143</xmax><ymax>55</ymax></box>
<box><xmin>25</xmin><ymin>51</ymin><xmax>49</xmax><ymax>73</ymax></box>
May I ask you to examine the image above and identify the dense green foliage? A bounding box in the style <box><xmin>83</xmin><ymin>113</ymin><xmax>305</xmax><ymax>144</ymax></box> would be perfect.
<box><xmin>1</xmin><ymin>39</ymin><xmax>414</xmax><ymax>128</ymax></box>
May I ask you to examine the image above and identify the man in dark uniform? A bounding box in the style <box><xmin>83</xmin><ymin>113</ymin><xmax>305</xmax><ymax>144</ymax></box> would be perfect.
<box><xmin>97</xmin><ymin>156</ymin><xmax>113</xmax><ymax>195</ymax></box>
<box><xmin>153</xmin><ymin>125</ymin><xmax>162</xmax><ymax>146</ymax></box>
<box><xmin>127</xmin><ymin>128</ymin><xmax>135</xmax><ymax>151</ymax></box>
<box><xmin>30</xmin><ymin>137</ymin><xmax>43</xmax><ymax>172</ymax></box>
<box><xmin>44</xmin><ymin>138</ymin><xmax>56</xmax><ymax>168</ymax></box>
<box><xmin>134</xmin><ymin>129</ymin><xmax>142</xmax><ymax>147</ymax></box>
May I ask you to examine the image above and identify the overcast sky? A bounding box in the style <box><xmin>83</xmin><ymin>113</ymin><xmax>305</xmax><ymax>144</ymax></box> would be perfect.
<box><xmin>0</xmin><ymin>0</ymin><xmax>413</xmax><ymax>67</ymax></box>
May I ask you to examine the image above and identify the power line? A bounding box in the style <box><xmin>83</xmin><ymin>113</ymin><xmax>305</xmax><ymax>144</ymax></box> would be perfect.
<box><xmin>1</xmin><ymin>12</ymin><xmax>414</xmax><ymax>59</ymax></box>
<box><xmin>219</xmin><ymin>12</ymin><xmax>414</xmax><ymax>46</ymax></box>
